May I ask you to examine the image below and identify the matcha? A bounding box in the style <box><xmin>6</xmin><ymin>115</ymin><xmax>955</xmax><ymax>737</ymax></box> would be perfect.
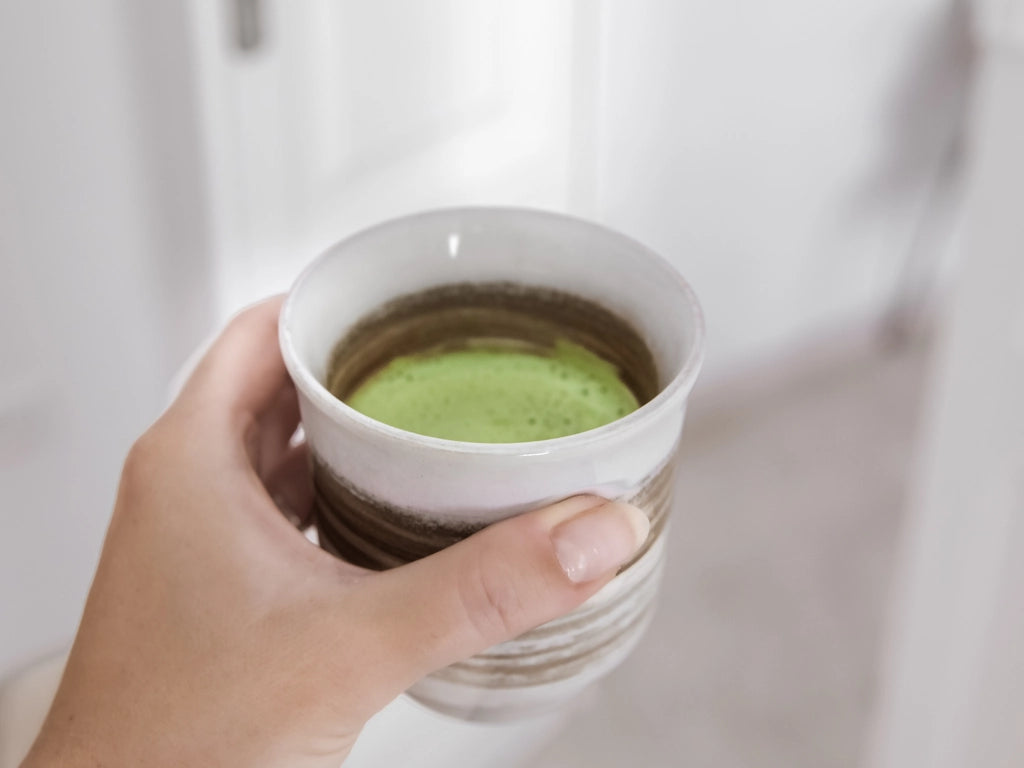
<box><xmin>346</xmin><ymin>339</ymin><xmax>640</xmax><ymax>442</ymax></box>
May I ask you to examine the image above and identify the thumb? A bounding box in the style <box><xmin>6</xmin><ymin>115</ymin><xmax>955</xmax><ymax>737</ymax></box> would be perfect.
<box><xmin>350</xmin><ymin>495</ymin><xmax>650</xmax><ymax>696</ymax></box>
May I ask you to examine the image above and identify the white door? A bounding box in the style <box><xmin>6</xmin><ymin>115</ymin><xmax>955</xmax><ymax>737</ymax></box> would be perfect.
<box><xmin>187</xmin><ymin>0</ymin><xmax>585</xmax><ymax>316</ymax></box>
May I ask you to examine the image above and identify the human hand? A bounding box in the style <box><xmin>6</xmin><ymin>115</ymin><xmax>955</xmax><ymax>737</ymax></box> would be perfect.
<box><xmin>22</xmin><ymin>297</ymin><xmax>649</xmax><ymax>768</ymax></box>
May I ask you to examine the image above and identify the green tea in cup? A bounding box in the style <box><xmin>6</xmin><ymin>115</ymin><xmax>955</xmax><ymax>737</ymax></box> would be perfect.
<box><xmin>325</xmin><ymin>282</ymin><xmax>657</xmax><ymax>444</ymax></box>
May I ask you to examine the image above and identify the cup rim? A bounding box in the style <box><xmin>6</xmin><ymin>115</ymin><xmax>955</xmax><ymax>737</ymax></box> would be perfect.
<box><xmin>280</xmin><ymin>206</ymin><xmax>705</xmax><ymax>456</ymax></box>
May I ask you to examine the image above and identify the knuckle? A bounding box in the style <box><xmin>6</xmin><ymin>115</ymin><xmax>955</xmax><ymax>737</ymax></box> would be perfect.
<box><xmin>225</xmin><ymin>305</ymin><xmax>257</xmax><ymax>334</ymax></box>
<box><xmin>227</xmin><ymin>298</ymin><xmax>278</xmax><ymax>337</ymax></box>
<box><xmin>120</xmin><ymin>421</ymin><xmax>179</xmax><ymax>493</ymax></box>
<box><xmin>116</xmin><ymin>432</ymin><xmax>165</xmax><ymax>517</ymax></box>
<box><xmin>122</xmin><ymin>429</ymin><xmax>162</xmax><ymax>479</ymax></box>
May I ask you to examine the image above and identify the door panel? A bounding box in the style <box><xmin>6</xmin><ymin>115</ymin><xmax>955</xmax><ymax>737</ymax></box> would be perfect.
<box><xmin>191</xmin><ymin>0</ymin><xmax>579</xmax><ymax>316</ymax></box>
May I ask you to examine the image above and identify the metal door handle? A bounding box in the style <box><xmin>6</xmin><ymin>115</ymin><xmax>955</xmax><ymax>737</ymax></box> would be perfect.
<box><xmin>235</xmin><ymin>0</ymin><xmax>263</xmax><ymax>52</ymax></box>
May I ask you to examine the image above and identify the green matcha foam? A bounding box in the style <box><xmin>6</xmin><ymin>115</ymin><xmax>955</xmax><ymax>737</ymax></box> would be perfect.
<box><xmin>346</xmin><ymin>339</ymin><xmax>640</xmax><ymax>442</ymax></box>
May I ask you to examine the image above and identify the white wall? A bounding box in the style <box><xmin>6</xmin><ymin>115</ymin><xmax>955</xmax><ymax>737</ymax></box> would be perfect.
<box><xmin>591</xmin><ymin>0</ymin><xmax>971</xmax><ymax>376</ymax></box>
<box><xmin>0</xmin><ymin>1</ymin><xmax>212</xmax><ymax>677</ymax></box>
<box><xmin>866</xmin><ymin>12</ymin><xmax>1024</xmax><ymax>766</ymax></box>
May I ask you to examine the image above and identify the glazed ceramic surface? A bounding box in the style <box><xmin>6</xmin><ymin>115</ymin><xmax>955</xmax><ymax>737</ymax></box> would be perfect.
<box><xmin>280</xmin><ymin>207</ymin><xmax>704</xmax><ymax>720</ymax></box>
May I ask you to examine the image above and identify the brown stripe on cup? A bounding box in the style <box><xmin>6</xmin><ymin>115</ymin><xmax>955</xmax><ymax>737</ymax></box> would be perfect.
<box><xmin>313</xmin><ymin>452</ymin><xmax>675</xmax><ymax>573</ymax></box>
<box><xmin>311</xmin><ymin>454</ymin><xmax>675</xmax><ymax>573</ymax></box>
<box><xmin>312</xmin><ymin>452</ymin><xmax>676</xmax><ymax>706</ymax></box>
<box><xmin>325</xmin><ymin>281</ymin><xmax>660</xmax><ymax>407</ymax></box>
<box><xmin>407</xmin><ymin>458</ymin><xmax>677</xmax><ymax>719</ymax></box>
<box><xmin>313</xmin><ymin>457</ymin><xmax>484</xmax><ymax>569</ymax></box>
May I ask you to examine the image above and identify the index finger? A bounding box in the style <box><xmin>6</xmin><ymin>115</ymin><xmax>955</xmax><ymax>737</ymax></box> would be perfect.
<box><xmin>177</xmin><ymin>296</ymin><xmax>289</xmax><ymax>427</ymax></box>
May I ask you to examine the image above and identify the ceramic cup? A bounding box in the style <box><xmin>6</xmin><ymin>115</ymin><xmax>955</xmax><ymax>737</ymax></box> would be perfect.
<box><xmin>279</xmin><ymin>207</ymin><xmax>704</xmax><ymax>721</ymax></box>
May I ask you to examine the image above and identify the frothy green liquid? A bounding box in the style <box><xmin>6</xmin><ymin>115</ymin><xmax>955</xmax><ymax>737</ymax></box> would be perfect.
<box><xmin>346</xmin><ymin>340</ymin><xmax>640</xmax><ymax>442</ymax></box>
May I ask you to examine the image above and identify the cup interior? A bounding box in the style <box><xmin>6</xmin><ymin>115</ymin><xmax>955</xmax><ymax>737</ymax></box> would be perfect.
<box><xmin>281</xmin><ymin>207</ymin><xmax>704</xmax><ymax>440</ymax></box>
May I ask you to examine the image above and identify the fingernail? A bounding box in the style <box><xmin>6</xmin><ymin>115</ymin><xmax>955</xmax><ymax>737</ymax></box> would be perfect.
<box><xmin>551</xmin><ymin>502</ymin><xmax>650</xmax><ymax>583</ymax></box>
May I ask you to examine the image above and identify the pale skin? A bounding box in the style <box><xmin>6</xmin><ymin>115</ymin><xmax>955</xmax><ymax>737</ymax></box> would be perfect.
<box><xmin>22</xmin><ymin>297</ymin><xmax>649</xmax><ymax>767</ymax></box>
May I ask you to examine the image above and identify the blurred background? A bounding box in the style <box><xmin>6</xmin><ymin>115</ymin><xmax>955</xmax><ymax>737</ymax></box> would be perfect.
<box><xmin>1</xmin><ymin>1</ymin><xmax>1021</xmax><ymax>767</ymax></box>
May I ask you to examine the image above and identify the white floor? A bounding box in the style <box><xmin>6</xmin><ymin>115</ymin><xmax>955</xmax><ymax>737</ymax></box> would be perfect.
<box><xmin>531</xmin><ymin>333</ymin><xmax>931</xmax><ymax>768</ymax></box>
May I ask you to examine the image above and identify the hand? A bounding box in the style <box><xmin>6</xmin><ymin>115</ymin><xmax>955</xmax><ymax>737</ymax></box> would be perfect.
<box><xmin>22</xmin><ymin>297</ymin><xmax>649</xmax><ymax>768</ymax></box>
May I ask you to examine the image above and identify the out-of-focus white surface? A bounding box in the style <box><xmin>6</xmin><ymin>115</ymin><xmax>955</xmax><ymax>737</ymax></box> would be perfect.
<box><xmin>594</xmin><ymin>0</ymin><xmax>971</xmax><ymax>371</ymax></box>
<box><xmin>974</xmin><ymin>0</ymin><xmax>1024</xmax><ymax>45</ymax></box>
<box><xmin>0</xmin><ymin>1</ymin><xmax>979</xmax><ymax>765</ymax></box>
<box><xmin>866</xmin><ymin>18</ymin><xmax>1024</xmax><ymax>768</ymax></box>
<box><xmin>0</xmin><ymin>2</ymin><xmax>215</xmax><ymax>677</ymax></box>
<box><xmin>0</xmin><ymin>653</ymin><xmax>65</xmax><ymax>767</ymax></box>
